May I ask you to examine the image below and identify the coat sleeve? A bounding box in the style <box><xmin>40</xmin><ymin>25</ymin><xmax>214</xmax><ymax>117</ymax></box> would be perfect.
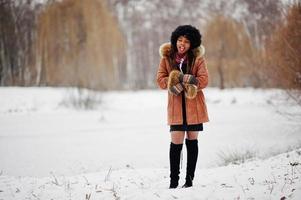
<box><xmin>156</xmin><ymin>58</ymin><xmax>169</xmax><ymax>89</ymax></box>
<box><xmin>195</xmin><ymin>57</ymin><xmax>209</xmax><ymax>90</ymax></box>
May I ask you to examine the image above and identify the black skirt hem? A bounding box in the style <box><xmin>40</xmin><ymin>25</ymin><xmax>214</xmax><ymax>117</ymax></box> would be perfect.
<box><xmin>170</xmin><ymin>123</ymin><xmax>203</xmax><ymax>132</ymax></box>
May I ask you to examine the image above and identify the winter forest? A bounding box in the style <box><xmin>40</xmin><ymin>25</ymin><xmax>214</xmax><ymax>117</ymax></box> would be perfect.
<box><xmin>0</xmin><ymin>0</ymin><xmax>300</xmax><ymax>91</ymax></box>
<box><xmin>1</xmin><ymin>0</ymin><xmax>301</xmax><ymax>199</ymax></box>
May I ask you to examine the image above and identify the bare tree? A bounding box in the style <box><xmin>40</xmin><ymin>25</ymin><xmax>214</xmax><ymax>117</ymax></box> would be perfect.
<box><xmin>0</xmin><ymin>0</ymin><xmax>37</xmax><ymax>86</ymax></box>
<box><xmin>34</xmin><ymin>0</ymin><xmax>126</xmax><ymax>90</ymax></box>
<box><xmin>204</xmin><ymin>15</ymin><xmax>254</xmax><ymax>89</ymax></box>
<box><xmin>241</xmin><ymin>0</ymin><xmax>282</xmax><ymax>49</ymax></box>
<box><xmin>265</xmin><ymin>1</ymin><xmax>301</xmax><ymax>106</ymax></box>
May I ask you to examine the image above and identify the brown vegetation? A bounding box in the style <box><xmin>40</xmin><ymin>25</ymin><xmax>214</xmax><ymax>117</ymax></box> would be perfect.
<box><xmin>0</xmin><ymin>0</ymin><xmax>126</xmax><ymax>90</ymax></box>
<box><xmin>204</xmin><ymin>15</ymin><xmax>257</xmax><ymax>89</ymax></box>
<box><xmin>1</xmin><ymin>0</ymin><xmax>299</xmax><ymax>92</ymax></box>
<box><xmin>34</xmin><ymin>0</ymin><xmax>126</xmax><ymax>90</ymax></box>
<box><xmin>265</xmin><ymin>1</ymin><xmax>301</xmax><ymax>104</ymax></box>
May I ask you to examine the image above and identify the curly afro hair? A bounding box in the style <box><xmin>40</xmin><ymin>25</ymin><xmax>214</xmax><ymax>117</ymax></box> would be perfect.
<box><xmin>170</xmin><ymin>25</ymin><xmax>202</xmax><ymax>50</ymax></box>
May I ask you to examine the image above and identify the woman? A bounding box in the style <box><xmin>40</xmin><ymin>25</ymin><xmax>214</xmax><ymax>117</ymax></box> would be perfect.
<box><xmin>156</xmin><ymin>25</ymin><xmax>209</xmax><ymax>189</ymax></box>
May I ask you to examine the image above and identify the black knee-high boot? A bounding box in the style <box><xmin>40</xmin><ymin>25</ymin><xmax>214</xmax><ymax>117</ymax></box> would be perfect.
<box><xmin>183</xmin><ymin>139</ymin><xmax>198</xmax><ymax>188</ymax></box>
<box><xmin>169</xmin><ymin>142</ymin><xmax>183</xmax><ymax>189</ymax></box>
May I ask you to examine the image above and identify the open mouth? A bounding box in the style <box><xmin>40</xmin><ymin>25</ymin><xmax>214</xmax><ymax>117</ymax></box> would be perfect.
<box><xmin>179</xmin><ymin>46</ymin><xmax>185</xmax><ymax>52</ymax></box>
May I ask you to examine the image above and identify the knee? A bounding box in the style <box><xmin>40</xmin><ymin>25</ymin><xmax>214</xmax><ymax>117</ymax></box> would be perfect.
<box><xmin>187</xmin><ymin>132</ymin><xmax>198</xmax><ymax>140</ymax></box>
<box><xmin>172</xmin><ymin>136</ymin><xmax>184</xmax><ymax>144</ymax></box>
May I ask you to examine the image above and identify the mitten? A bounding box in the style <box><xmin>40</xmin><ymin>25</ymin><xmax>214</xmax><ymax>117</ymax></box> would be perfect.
<box><xmin>168</xmin><ymin>70</ymin><xmax>182</xmax><ymax>95</ymax></box>
<box><xmin>179</xmin><ymin>74</ymin><xmax>198</xmax><ymax>85</ymax></box>
<box><xmin>169</xmin><ymin>83</ymin><xmax>184</xmax><ymax>96</ymax></box>
<box><xmin>168</xmin><ymin>70</ymin><xmax>181</xmax><ymax>87</ymax></box>
<box><xmin>183</xmin><ymin>83</ymin><xmax>198</xmax><ymax>99</ymax></box>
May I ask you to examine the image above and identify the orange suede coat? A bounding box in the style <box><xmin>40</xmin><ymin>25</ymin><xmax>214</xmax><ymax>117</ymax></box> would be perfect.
<box><xmin>156</xmin><ymin>43</ymin><xmax>209</xmax><ymax>125</ymax></box>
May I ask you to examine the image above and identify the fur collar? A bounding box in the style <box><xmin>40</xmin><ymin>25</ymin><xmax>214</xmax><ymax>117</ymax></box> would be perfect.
<box><xmin>159</xmin><ymin>42</ymin><xmax>205</xmax><ymax>58</ymax></box>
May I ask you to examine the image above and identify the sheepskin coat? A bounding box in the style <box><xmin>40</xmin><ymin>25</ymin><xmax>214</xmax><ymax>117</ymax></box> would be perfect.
<box><xmin>156</xmin><ymin>43</ymin><xmax>209</xmax><ymax>125</ymax></box>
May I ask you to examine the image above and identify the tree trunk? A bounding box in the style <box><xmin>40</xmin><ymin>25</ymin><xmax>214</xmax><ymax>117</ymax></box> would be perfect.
<box><xmin>217</xmin><ymin>42</ymin><xmax>225</xmax><ymax>89</ymax></box>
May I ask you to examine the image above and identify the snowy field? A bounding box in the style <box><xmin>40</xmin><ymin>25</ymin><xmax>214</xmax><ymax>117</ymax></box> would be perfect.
<box><xmin>0</xmin><ymin>87</ymin><xmax>300</xmax><ymax>199</ymax></box>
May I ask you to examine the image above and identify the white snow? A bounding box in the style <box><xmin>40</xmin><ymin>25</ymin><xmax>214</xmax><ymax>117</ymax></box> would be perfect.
<box><xmin>0</xmin><ymin>87</ymin><xmax>300</xmax><ymax>199</ymax></box>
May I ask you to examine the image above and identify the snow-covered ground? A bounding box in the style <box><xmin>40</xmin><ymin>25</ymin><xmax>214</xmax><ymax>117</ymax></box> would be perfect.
<box><xmin>0</xmin><ymin>87</ymin><xmax>300</xmax><ymax>199</ymax></box>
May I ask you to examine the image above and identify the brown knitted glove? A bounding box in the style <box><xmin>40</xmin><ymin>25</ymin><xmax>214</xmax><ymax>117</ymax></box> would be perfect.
<box><xmin>168</xmin><ymin>70</ymin><xmax>181</xmax><ymax>86</ymax></box>
<box><xmin>179</xmin><ymin>74</ymin><xmax>198</xmax><ymax>85</ymax></box>
<box><xmin>168</xmin><ymin>70</ymin><xmax>182</xmax><ymax>95</ymax></box>
<box><xmin>169</xmin><ymin>83</ymin><xmax>184</xmax><ymax>96</ymax></box>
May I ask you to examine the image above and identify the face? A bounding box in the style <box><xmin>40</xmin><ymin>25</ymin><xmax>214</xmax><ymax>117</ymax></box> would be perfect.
<box><xmin>176</xmin><ymin>36</ymin><xmax>191</xmax><ymax>54</ymax></box>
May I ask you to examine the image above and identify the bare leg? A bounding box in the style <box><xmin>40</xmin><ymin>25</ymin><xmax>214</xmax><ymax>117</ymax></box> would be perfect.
<box><xmin>186</xmin><ymin>131</ymin><xmax>198</xmax><ymax>140</ymax></box>
<box><xmin>171</xmin><ymin>131</ymin><xmax>185</xmax><ymax>144</ymax></box>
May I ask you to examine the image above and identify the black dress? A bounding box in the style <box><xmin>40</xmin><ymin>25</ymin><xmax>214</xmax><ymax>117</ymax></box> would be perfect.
<box><xmin>169</xmin><ymin>63</ymin><xmax>203</xmax><ymax>132</ymax></box>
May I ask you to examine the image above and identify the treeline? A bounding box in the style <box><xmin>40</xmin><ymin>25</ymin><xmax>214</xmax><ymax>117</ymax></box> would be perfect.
<box><xmin>0</xmin><ymin>0</ymin><xmax>38</xmax><ymax>85</ymax></box>
<box><xmin>108</xmin><ymin>0</ymin><xmax>296</xmax><ymax>89</ymax></box>
<box><xmin>0</xmin><ymin>0</ymin><xmax>300</xmax><ymax>92</ymax></box>
<box><xmin>204</xmin><ymin>0</ymin><xmax>301</xmax><ymax>91</ymax></box>
<box><xmin>0</xmin><ymin>0</ymin><xmax>126</xmax><ymax>90</ymax></box>
<box><xmin>108</xmin><ymin>0</ymin><xmax>208</xmax><ymax>89</ymax></box>
<box><xmin>266</xmin><ymin>1</ymin><xmax>301</xmax><ymax>105</ymax></box>
<box><xmin>203</xmin><ymin>0</ymin><xmax>301</xmax><ymax>106</ymax></box>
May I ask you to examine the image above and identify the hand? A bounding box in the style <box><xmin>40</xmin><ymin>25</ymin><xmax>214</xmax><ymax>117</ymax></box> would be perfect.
<box><xmin>179</xmin><ymin>74</ymin><xmax>198</xmax><ymax>85</ymax></box>
<box><xmin>169</xmin><ymin>83</ymin><xmax>184</xmax><ymax>96</ymax></box>
<box><xmin>183</xmin><ymin>84</ymin><xmax>198</xmax><ymax>99</ymax></box>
